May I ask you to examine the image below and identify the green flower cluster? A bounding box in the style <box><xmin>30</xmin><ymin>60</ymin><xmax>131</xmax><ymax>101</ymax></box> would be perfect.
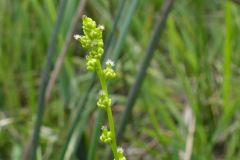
<box><xmin>74</xmin><ymin>15</ymin><xmax>126</xmax><ymax>160</ymax></box>
<box><xmin>74</xmin><ymin>15</ymin><xmax>104</xmax><ymax>71</ymax></box>
<box><xmin>104</xmin><ymin>60</ymin><xmax>117</xmax><ymax>79</ymax></box>
<box><xmin>115</xmin><ymin>148</ymin><xmax>126</xmax><ymax>160</ymax></box>
<box><xmin>97</xmin><ymin>91</ymin><xmax>111</xmax><ymax>109</ymax></box>
<box><xmin>100</xmin><ymin>126</ymin><xmax>112</xmax><ymax>143</ymax></box>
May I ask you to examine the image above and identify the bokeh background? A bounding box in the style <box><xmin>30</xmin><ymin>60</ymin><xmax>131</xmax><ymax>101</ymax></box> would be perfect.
<box><xmin>0</xmin><ymin>0</ymin><xmax>240</xmax><ymax>159</ymax></box>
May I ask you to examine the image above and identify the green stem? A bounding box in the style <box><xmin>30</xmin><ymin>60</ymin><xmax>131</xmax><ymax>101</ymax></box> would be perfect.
<box><xmin>106</xmin><ymin>105</ymin><xmax>118</xmax><ymax>159</ymax></box>
<box><xmin>96</xmin><ymin>61</ymin><xmax>119</xmax><ymax>160</ymax></box>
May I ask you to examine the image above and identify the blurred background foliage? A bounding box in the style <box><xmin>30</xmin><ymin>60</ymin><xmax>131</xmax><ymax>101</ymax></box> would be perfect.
<box><xmin>0</xmin><ymin>0</ymin><xmax>240</xmax><ymax>159</ymax></box>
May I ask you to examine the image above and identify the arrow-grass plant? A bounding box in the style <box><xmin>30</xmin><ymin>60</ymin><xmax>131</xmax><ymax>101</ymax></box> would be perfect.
<box><xmin>74</xmin><ymin>16</ymin><xmax>126</xmax><ymax>160</ymax></box>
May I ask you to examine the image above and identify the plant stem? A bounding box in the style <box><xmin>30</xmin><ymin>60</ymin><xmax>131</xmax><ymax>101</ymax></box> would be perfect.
<box><xmin>106</xmin><ymin>105</ymin><xmax>118</xmax><ymax>159</ymax></box>
<box><xmin>96</xmin><ymin>61</ymin><xmax>119</xmax><ymax>160</ymax></box>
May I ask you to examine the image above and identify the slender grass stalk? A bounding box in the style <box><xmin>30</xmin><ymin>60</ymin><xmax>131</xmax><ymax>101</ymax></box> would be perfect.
<box><xmin>59</xmin><ymin>81</ymin><xmax>94</xmax><ymax>160</ymax></box>
<box><xmin>212</xmin><ymin>0</ymin><xmax>233</xmax><ymax>143</ymax></box>
<box><xmin>63</xmin><ymin>87</ymin><xmax>97</xmax><ymax>160</ymax></box>
<box><xmin>104</xmin><ymin>0</ymin><xmax>126</xmax><ymax>59</ymax></box>
<box><xmin>25</xmin><ymin>0</ymin><xmax>67</xmax><ymax>159</ymax></box>
<box><xmin>110</xmin><ymin>0</ymin><xmax>139</xmax><ymax>61</ymax></box>
<box><xmin>117</xmin><ymin>0</ymin><xmax>174</xmax><ymax>143</ymax></box>
<box><xmin>86</xmin><ymin>107</ymin><xmax>105</xmax><ymax>160</ymax></box>
<box><xmin>143</xmin><ymin>95</ymin><xmax>170</xmax><ymax>144</ymax></box>
<box><xmin>223</xmin><ymin>1</ymin><xmax>232</xmax><ymax>116</ymax></box>
<box><xmin>45</xmin><ymin>0</ymin><xmax>87</xmax><ymax>103</ymax></box>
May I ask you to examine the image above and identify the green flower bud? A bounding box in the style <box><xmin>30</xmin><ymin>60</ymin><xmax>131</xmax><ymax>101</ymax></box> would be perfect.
<box><xmin>82</xmin><ymin>16</ymin><xmax>96</xmax><ymax>36</ymax></box>
<box><xmin>89</xmin><ymin>47</ymin><xmax>103</xmax><ymax>59</ymax></box>
<box><xmin>95</xmin><ymin>28</ymin><xmax>103</xmax><ymax>39</ymax></box>
<box><xmin>97</xmin><ymin>48</ymin><xmax>104</xmax><ymax>55</ymax></box>
<box><xmin>86</xmin><ymin>55</ymin><xmax>97</xmax><ymax>71</ymax></box>
<box><xmin>103</xmin><ymin>68</ymin><xmax>116</xmax><ymax>79</ymax></box>
<box><xmin>106</xmin><ymin>59</ymin><xmax>115</xmax><ymax>67</ymax></box>
<box><xmin>97</xmin><ymin>39</ymin><xmax>104</xmax><ymax>48</ymax></box>
<box><xmin>114</xmin><ymin>147</ymin><xmax>126</xmax><ymax>160</ymax></box>
<box><xmin>74</xmin><ymin>15</ymin><xmax>104</xmax><ymax>62</ymax></box>
<box><xmin>100</xmin><ymin>126</ymin><xmax>112</xmax><ymax>143</ymax></box>
<box><xmin>103</xmin><ymin>59</ymin><xmax>116</xmax><ymax>79</ymax></box>
<box><xmin>79</xmin><ymin>35</ymin><xmax>91</xmax><ymax>48</ymax></box>
<box><xmin>97</xmin><ymin>91</ymin><xmax>111</xmax><ymax>109</ymax></box>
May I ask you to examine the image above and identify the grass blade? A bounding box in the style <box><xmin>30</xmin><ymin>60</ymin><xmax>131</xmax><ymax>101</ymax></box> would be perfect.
<box><xmin>87</xmin><ymin>109</ymin><xmax>105</xmax><ymax>160</ymax></box>
<box><xmin>45</xmin><ymin>0</ymin><xmax>87</xmax><ymax>103</ymax></box>
<box><xmin>110</xmin><ymin>0</ymin><xmax>139</xmax><ymax>61</ymax></box>
<box><xmin>104</xmin><ymin>0</ymin><xmax>127</xmax><ymax>58</ymax></box>
<box><xmin>117</xmin><ymin>0</ymin><xmax>174</xmax><ymax>143</ymax></box>
<box><xmin>212</xmin><ymin>1</ymin><xmax>233</xmax><ymax>142</ymax></box>
<box><xmin>60</xmin><ymin>81</ymin><xmax>95</xmax><ymax>159</ymax></box>
<box><xmin>24</xmin><ymin>0</ymin><xmax>68</xmax><ymax>159</ymax></box>
<box><xmin>63</xmin><ymin>87</ymin><xmax>97</xmax><ymax>160</ymax></box>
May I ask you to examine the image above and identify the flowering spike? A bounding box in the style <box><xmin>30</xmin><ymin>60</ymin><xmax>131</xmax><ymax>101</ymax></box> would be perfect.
<box><xmin>75</xmin><ymin>16</ymin><xmax>122</xmax><ymax>160</ymax></box>
<box><xmin>74</xmin><ymin>15</ymin><xmax>104</xmax><ymax>71</ymax></box>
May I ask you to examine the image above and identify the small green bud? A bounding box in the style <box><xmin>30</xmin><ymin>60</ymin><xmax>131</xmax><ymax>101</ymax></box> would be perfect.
<box><xmin>106</xmin><ymin>59</ymin><xmax>114</xmax><ymax>67</ymax></box>
<box><xmin>89</xmin><ymin>47</ymin><xmax>103</xmax><ymax>59</ymax></box>
<box><xmin>100</xmin><ymin>126</ymin><xmax>112</xmax><ymax>143</ymax></box>
<box><xmin>97</xmin><ymin>48</ymin><xmax>104</xmax><ymax>55</ymax></box>
<box><xmin>94</xmin><ymin>28</ymin><xmax>103</xmax><ymax>39</ymax></box>
<box><xmin>74</xmin><ymin>15</ymin><xmax>104</xmax><ymax>62</ymax></box>
<box><xmin>103</xmin><ymin>59</ymin><xmax>116</xmax><ymax>79</ymax></box>
<box><xmin>86</xmin><ymin>55</ymin><xmax>97</xmax><ymax>71</ymax></box>
<box><xmin>82</xmin><ymin>16</ymin><xmax>96</xmax><ymax>36</ymax></box>
<box><xmin>97</xmin><ymin>91</ymin><xmax>111</xmax><ymax>109</ymax></box>
<box><xmin>114</xmin><ymin>147</ymin><xmax>126</xmax><ymax>160</ymax></box>
<box><xmin>79</xmin><ymin>36</ymin><xmax>91</xmax><ymax>48</ymax></box>
<box><xmin>97</xmin><ymin>39</ymin><xmax>104</xmax><ymax>48</ymax></box>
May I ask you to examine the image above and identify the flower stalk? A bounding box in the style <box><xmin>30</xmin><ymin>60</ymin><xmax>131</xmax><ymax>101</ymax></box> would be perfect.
<box><xmin>74</xmin><ymin>15</ymin><xmax>126</xmax><ymax>160</ymax></box>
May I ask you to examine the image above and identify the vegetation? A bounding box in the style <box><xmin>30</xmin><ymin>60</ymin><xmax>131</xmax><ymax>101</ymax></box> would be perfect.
<box><xmin>0</xmin><ymin>0</ymin><xmax>240</xmax><ymax>159</ymax></box>
<box><xmin>75</xmin><ymin>16</ymin><xmax>125</xmax><ymax>160</ymax></box>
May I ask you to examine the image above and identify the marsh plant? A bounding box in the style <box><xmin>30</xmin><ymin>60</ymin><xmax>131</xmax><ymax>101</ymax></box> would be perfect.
<box><xmin>74</xmin><ymin>16</ymin><xmax>126</xmax><ymax>160</ymax></box>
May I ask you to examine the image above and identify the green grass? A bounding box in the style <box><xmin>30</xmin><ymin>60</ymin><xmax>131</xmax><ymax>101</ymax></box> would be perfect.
<box><xmin>0</xmin><ymin>0</ymin><xmax>240</xmax><ymax>159</ymax></box>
